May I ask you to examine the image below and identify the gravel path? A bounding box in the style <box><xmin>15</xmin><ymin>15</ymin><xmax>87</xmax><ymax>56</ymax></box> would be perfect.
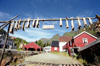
<box><xmin>24</xmin><ymin>53</ymin><xmax>82</xmax><ymax>65</ymax></box>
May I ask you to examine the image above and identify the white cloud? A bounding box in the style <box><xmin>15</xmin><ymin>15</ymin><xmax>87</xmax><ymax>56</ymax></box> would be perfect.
<box><xmin>11</xmin><ymin>33</ymin><xmax>36</xmax><ymax>42</ymax></box>
<box><xmin>25</xmin><ymin>28</ymin><xmax>53</xmax><ymax>36</ymax></box>
<box><xmin>24</xmin><ymin>14</ymin><xmax>33</xmax><ymax>19</ymax></box>
<box><xmin>77</xmin><ymin>10</ymin><xmax>93</xmax><ymax>17</ymax></box>
<box><xmin>55</xmin><ymin>29</ymin><xmax>65</xmax><ymax>33</ymax></box>
<box><xmin>10</xmin><ymin>27</ymin><xmax>54</xmax><ymax>42</ymax></box>
<box><xmin>0</xmin><ymin>12</ymin><xmax>10</xmax><ymax>18</ymax></box>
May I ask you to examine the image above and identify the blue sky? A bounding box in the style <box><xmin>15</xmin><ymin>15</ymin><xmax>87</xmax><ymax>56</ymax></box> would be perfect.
<box><xmin>0</xmin><ymin>0</ymin><xmax>99</xmax><ymax>42</ymax></box>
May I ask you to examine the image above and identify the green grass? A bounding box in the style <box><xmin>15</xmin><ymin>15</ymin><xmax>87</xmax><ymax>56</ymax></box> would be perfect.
<box><xmin>17</xmin><ymin>48</ymin><xmax>23</xmax><ymax>51</ymax></box>
<box><xmin>51</xmin><ymin>51</ymin><xmax>70</xmax><ymax>57</ymax></box>
<box><xmin>51</xmin><ymin>52</ymin><xmax>88</xmax><ymax>65</ymax></box>
<box><xmin>78</xmin><ymin>58</ymin><xmax>87</xmax><ymax>65</ymax></box>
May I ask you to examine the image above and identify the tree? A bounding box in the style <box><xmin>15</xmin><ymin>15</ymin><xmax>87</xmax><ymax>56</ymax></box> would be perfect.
<box><xmin>13</xmin><ymin>38</ymin><xmax>29</xmax><ymax>49</ymax></box>
<box><xmin>35</xmin><ymin>40</ymin><xmax>38</xmax><ymax>44</ymax></box>
<box><xmin>37</xmin><ymin>40</ymin><xmax>43</xmax><ymax>48</ymax></box>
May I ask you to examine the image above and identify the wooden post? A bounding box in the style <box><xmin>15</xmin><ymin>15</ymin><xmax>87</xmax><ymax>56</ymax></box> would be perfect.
<box><xmin>0</xmin><ymin>21</ymin><xmax>11</xmax><ymax>65</ymax></box>
<box><xmin>0</xmin><ymin>15</ymin><xmax>19</xmax><ymax>65</ymax></box>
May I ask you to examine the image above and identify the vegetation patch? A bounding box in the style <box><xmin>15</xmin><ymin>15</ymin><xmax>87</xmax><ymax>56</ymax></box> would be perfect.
<box><xmin>51</xmin><ymin>52</ymin><xmax>70</xmax><ymax>57</ymax></box>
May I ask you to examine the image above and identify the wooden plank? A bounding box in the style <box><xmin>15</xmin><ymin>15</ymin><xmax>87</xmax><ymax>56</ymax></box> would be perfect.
<box><xmin>0</xmin><ymin>17</ymin><xmax>96</xmax><ymax>23</ymax></box>
<box><xmin>42</xmin><ymin>25</ymin><xmax>54</xmax><ymax>29</ymax></box>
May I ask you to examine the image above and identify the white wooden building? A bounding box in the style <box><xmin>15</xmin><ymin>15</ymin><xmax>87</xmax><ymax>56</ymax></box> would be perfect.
<box><xmin>0</xmin><ymin>35</ymin><xmax>16</xmax><ymax>49</ymax></box>
<box><xmin>59</xmin><ymin>36</ymin><xmax>72</xmax><ymax>52</ymax></box>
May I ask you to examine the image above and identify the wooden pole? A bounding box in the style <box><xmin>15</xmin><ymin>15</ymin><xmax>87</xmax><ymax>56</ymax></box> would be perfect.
<box><xmin>0</xmin><ymin>15</ymin><xmax>20</xmax><ymax>31</ymax></box>
<box><xmin>0</xmin><ymin>22</ymin><xmax>11</xmax><ymax>65</ymax></box>
<box><xmin>0</xmin><ymin>15</ymin><xmax>19</xmax><ymax>65</ymax></box>
<box><xmin>0</xmin><ymin>17</ymin><xmax>96</xmax><ymax>23</ymax></box>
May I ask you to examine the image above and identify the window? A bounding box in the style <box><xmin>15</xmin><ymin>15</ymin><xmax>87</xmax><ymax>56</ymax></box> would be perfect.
<box><xmin>83</xmin><ymin>38</ymin><xmax>88</xmax><ymax>43</ymax></box>
<box><xmin>54</xmin><ymin>47</ymin><xmax>57</xmax><ymax>50</ymax></box>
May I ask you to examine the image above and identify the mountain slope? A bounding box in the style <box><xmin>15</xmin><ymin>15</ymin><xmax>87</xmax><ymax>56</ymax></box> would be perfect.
<box><xmin>40</xmin><ymin>34</ymin><xmax>60</xmax><ymax>44</ymax></box>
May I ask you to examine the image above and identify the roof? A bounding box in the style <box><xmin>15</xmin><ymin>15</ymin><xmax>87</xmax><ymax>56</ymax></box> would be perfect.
<box><xmin>59</xmin><ymin>36</ymin><xmax>73</xmax><ymax>42</ymax></box>
<box><xmin>74</xmin><ymin>31</ymin><xmax>97</xmax><ymax>39</ymax></box>
<box><xmin>51</xmin><ymin>41</ymin><xmax>59</xmax><ymax>47</ymax></box>
<box><xmin>44</xmin><ymin>46</ymin><xmax>51</xmax><ymax>48</ymax></box>
<box><xmin>78</xmin><ymin>39</ymin><xmax>100</xmax><ymax>52</ymax></box>
<box><xmin>23</xmin><ymin>42</ymin><xmax>41</xmax><ymax>49</ymax></box>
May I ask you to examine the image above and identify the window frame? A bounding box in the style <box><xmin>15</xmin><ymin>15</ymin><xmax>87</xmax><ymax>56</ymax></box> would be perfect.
<box><xmin>54</xmin><ymin>47</ymin><xmax>57</xmax><ymax>50</ymax></box>
<box><xmin>70</xmin><ymin>41</ymin><xmax>72</xmax><ymax>46</ymax></box>
<box><xmin>83</xmin><ymin>38</ymin><xmax>88</xmax><ymax>44</ymax></box>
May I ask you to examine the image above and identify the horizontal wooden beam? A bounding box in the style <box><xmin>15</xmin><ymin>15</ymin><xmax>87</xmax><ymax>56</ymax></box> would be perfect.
<box><xmin>0</xmin><ymin>17</ymin><xmax>96</xmax><ymax>23</ymax></box>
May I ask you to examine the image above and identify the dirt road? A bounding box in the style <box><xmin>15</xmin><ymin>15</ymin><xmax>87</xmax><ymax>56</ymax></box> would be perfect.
<box><xmin>23</xmin><ymin>53</ymin><xmax>83</xmax><ymax>66</ymax></box>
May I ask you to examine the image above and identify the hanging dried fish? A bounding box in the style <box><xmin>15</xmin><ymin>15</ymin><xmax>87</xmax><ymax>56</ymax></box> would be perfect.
<box><xmin>71</xmin><ymin>17</ymin><xmax>75</xmax><ymax>31</ymax></box>
<box><xmin>89</xmin><ymin>24</ymin><xmax>92</xmax><ymax>29</ymax></box>
<box><xmin>14</xmin><ymin>21</ymin><xmax>18</xmax><ymax>30</ymax></box>
<box><xmin>32</xmin><ymin>19</ymin><xmax>36</xmax><ymax>28</ymax></box>
<box><xmin>9</xmin><ymin>21</ymin><xmax>14</xmax><ymax>34</ymax></box>
<box><xmin>66</xmin><ymin>17</ymin><xmax>69</xmax><ymax>28</ymax></box>
<box><xmin>60</xmin><ymin>18</ymin><xmax>62</xmax><ymax>27</ymax></box>
<box><xmin>11</xmin><ymin>26</ymin><xmax>14</xmax><ymax>34</ymax></box>
<box><xmin>18</xmin><ymin>19</ymin><xmax>22</xmax><ymax>29</ymax></box>
<box><xmin>82</xmin><ymin>17</ymin><xmax>87</xmax><ymax>27</ymax></box>
<box><xmin>36</xmin><ymin>18</ymin><xmax>39</xmax><ymax>28</ymax></box>
<box><xmin>83</xmin><ymin>26</ymin><xmax>86</xmax><ymax>31</ymax></box>
<box><xmin>22</xmin><ymin>21</ymin><xmax>25</xmax><ymax>31</ymax></box>
<box><xmin>77</xmin><ymin>17</ymin><xmax>81</xmax><ymax>29</ymax></box>
<box><xmin>88</xmin><ymin>17</ymin><xmax>93</xmax><ymax>25</ymax></box>
<box><xmin>26</xmin><ymin>18</ymin><xmax>30</xmax><ymax>28</ymax></box>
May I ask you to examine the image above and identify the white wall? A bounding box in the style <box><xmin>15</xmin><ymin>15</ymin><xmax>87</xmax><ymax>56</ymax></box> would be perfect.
<box><xmin>0</xmin><ymin>37</ymin><xmax>15</xmax><ymax>48</ymax></box>
<box><xmin>59</xmin><ymin>42</ymin><xmax>67</xmax><ymax>52</ymax></box>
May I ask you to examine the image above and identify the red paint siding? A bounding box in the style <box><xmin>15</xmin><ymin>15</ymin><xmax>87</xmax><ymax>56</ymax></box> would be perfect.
<box><xmin>23</xmin><ymin>42</ymin><xmax>41</xmax><ymax>51</ymax></box>
<box><xmin>66</xmin><ymin>43</ymin><xmax>71</xmax><ymax>56</ymax></box>
<box><xmin>74</xmin><ymin>33</ymin><xmax>96</xmax><ymax>48</ymax></box>
<box><xmin>63</xmin><ymin>32</ymin><xmax>97</xmax><ymax>56</ymax></box>
<box><xmin>51</xmin><ymin>47</ymin><xmax>59</xmax><ymax>52</ymax></box>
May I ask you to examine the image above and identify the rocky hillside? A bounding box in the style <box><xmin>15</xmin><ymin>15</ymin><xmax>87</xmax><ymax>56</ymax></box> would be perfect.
<box><xmin>40</xmin><ymin>34</ymin><xmax>60</xmax><ymax>44</ymax></box>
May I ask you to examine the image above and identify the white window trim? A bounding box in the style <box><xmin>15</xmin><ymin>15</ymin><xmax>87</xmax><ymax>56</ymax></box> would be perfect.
<box><xmin>83</xmin><ymin>38</ymin><xmax>88</xmax><ymax>44</ymax></box>
<box><xmin>70</xmin><ymin>41</ymin><xmax>72</xmax><ymax>46</ymax></box>
<box><xmin>54</xmin><ymin>47</ymin><xmax>57</xmax><ymax>50</ymax></box>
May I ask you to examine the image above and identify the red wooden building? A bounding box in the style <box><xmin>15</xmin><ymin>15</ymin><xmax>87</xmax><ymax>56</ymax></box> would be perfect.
<box><xmin>63</xmin><ymin>31</ymin><xmax>97</xmax><ymax>56</ymax></box>
<box><xmin>23</xmin><ymin>42</ymin><xmax>41</xmax><ymax>51</ymax></box>
<box><xmin>51</xmin><ymin>41</ymin><xmax>59</xmax><ymax>52</ymax></box>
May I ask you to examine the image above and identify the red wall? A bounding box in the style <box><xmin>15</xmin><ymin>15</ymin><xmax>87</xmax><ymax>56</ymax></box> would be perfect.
<box><xmin>74</xmin><ymin>33</ymin><xmax>96</xmax><ymax>48</ymax></box>
<box><xmin>51</xmin><ymin>47</ymin><xmax>59</xmax><ymax>52</ymax></box>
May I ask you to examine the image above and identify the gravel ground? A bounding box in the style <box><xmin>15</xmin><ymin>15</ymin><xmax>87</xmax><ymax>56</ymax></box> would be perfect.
<box><xmin>24</xmin><ymin>53</ymin><xmax>82</xmax><ymax>65</ymax></box>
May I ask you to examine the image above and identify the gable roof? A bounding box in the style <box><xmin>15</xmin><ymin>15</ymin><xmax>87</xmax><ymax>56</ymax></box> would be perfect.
<box><xmin>74</xmin><ymin>31</ymin><xmax>97</xmax><ymax>39</ymax></box>
<box><xmin>23</xmin><ymin>42</ymin><xmax>41</xmax><ymax>48</ymax></box>
<box><xmin>51</xmin><ymin>41</ymin><xmax>59</xmax><ymax>47</ymax></box>
<box><xmin>59</xmin><ymin>36</ymin><xmax>73</xmax><ymax>42</ymax></box>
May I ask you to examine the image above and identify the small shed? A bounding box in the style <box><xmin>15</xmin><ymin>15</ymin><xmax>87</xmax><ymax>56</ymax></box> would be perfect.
<box><xmin>23</xmin><ymin>42</ymin><xmax>41</xmax><ymax>51</ymax></box>
<box><xmin>51</xmin><ymin>41</ymin><xmax>59</xmax><ymax>52</ymax></box>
